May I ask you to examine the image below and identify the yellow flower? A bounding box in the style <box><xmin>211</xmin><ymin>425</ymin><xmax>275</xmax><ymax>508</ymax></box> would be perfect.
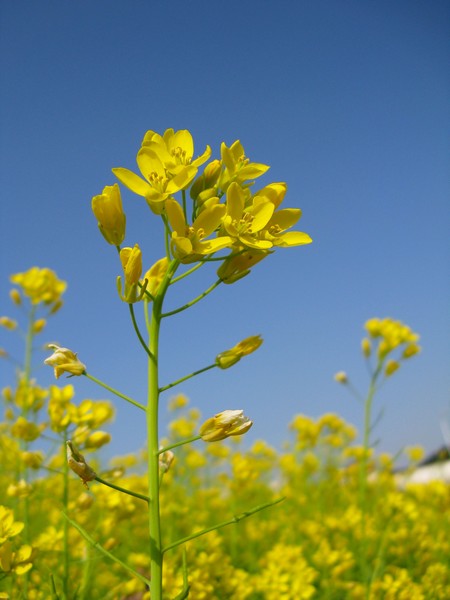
<box><xmin>117</xmin><ymin>244</ymin><xmax>146</xmax><ymax>302</ymax></box>
<box><xmin>92</xmin><ymin>183</ymin><xmax>126</xmax><ymax>246</ymax></box>
<box><xmin>66</xmin><ymin>440</ymin><xmax>97</xmax><ymax>488</ymax></box>
<box><xmin>0</xmin><ymin>541</ymin><xmax>33</xmax><ymax>575</ymax></box>
<box><xmin>7</xmin><ymin>480</ymin><xmax>33</xmax><ymax>499</ymax></box>
<box><xmin>220</xmin><ymin>140</ymin><xmax>269</xmax><ymax>189</ymax></box>
<box><xmin>0</xmin><ymin>506</ymin><xmax>24</xmax><ymax>543</ymax></box>
<box><xmin>222</xmin><ymin>182</ymin><xmax>274</xmax><ymax>250</ymax></box>
<box><xmin>216</xmin><ymin>335</ymin><xmax>263</xmax><ymax>369</ymax></box>
<box><xmin>113</xmin><ymin>128</ymin><xmax>209</xmax><ymax>214</ymax></box>
<box><xmin>11</xmin><ymin>416</ymin><xmax>41</xmax><ymax>442</ymax></box>
<box><xmin>0</xmin><ymin>317</ymin><xmax>17</xmax><ymax>330</ymax></box>
<box><xmin>166</xmin><ymin>198</ymin><xmax>231</xmax><ymax>263</ymax></box>
<box><xmin>44</xmin><ymin>344</ymin><xmax>86</xmax><ymax>378</ymax></box>
<box><xmin>21</xmin><ymin>451</ymin><xmax>44</xmax><ymax>469</ymax></box>
<box><xmin>10</xmin><ymin>267</ymin><xmax>66</xmax><ymax>306</ymax></box>
<box><xmin>199</xmin><ymin>409</ymin><xmax>253</xmax><ymax>442</ymax></box>
<box><xmin>84</xmin><ymin>431</ymin><xmax>111</xmax><ymax>449</ymax></box>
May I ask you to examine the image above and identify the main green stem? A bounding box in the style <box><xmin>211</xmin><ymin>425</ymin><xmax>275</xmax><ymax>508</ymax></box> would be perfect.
<box><xmin>147</xmin><ymin>259</ymin><xmax>178</xmax><ymax>599</ymax></box>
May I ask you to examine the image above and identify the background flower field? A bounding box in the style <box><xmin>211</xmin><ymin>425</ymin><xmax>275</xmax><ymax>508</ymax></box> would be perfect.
<box><xmin>1</xmin><ymin>278</ymin><xmax>449</xmax><ymax>598</ymax></box>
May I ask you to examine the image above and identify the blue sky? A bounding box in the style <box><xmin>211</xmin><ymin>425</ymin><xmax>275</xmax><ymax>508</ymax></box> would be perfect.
<box><xmin>1</xmin><ymin>0</ymin><xmax>449</xmax><ymax>461</ymax></box>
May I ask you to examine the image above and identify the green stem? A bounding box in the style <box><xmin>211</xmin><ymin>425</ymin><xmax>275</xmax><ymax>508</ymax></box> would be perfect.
<box><xmin>62</xmin><ymin>431</ymin><xmax>70</xmax><ymax>599</ymax></box>
<box><xmin>63</xmin><ymin>514</ymin><xmax>151</xmax><ymax>587</ymax></box>
<box><xmin>170</xmin><ymin>261</ymin><xmax>204</xmax><ymax>285</ymax></box>
<box><xmin>147</xmin><ymin>258</ymin><xmax>179</xmax><ymax>599</ymax></box>
<box><xmin>359</xmin><ymin>364</ymin><xmax>382</xmax><ymax>593</ymax></box>
<box><xmin>163</xmin><ymin>497</ymin><xmax>285</xmax><ymax>554</ymax></box>
<box><xmin>94</xmin><ymin>476</ymin><xmax>149</xmax><ymax>503</ymax></box>
<box><xmin>159</xmin><ymin>364</ymin><xmax>216</xmax><ymax>393</ymax></box>
<box><xmin>162</xmin><ymin>279</ymin><xmax>221</xmax><ymax>318</ymax></box>
<box><xmin>129</xmin><ymin>304</ymin><xmax>155</xmax><ymax>361</ymax></box>
<box><xmin>84</xmin><ymin>373</ymin><xmax>145</xmax><ymax>411</ymax></box>
<box><xmin>157</xmin><ymin>435</ymin><xmax>201</xmax><ymax>455</ymax></box>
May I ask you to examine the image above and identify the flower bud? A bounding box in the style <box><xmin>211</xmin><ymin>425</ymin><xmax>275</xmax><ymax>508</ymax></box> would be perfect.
<box><xmin>361</xmin><ymin>338</ymin><xmax>371</xmax><ymax>358</ymax></box>
<box><xmin>92</xmin><ymin>183</ymin><xmax>126</xmax><ymax>246</ymax></box>
<box><xmin>32</xmin><ymin>319</ymin><xmax>46</xmax><ymax>334</ymax></box>
<box><xmin>143</xmin><ymin>257</ymin><xmax>169</xmax><ymax>298</ymax></box>
<box><xmin>334</xmin><ymin>371</ymin><xmax>348</xmax><ymax>384</ymax></box>
<box><xmin>402</xmin><ymin>343</ymin><xmax>421</xmax><ymax>359</ymax></box>
<box><xmin>118</xmin><ymin>245</ymin><xmax>146</xmax><ymax>303</ymax></box>
<box><xmin>385</xmin><ymin>360</ymin><xmax>400</xmax><ymax>377</ymax></box>
<box><xmin>216</xmin><ymin>335</ymin><xmax>263</xmax><ymax>369</ymax></box>
<box><xmin>199</xmin><ymin>409</ymin><xmax>253</xmax><ymax>442</ymax></box>
<box><xmin>9</xmin><ymin>289</ymin><xmax>22</xmax><ymax>305</ymax></box>
<box><xmin>0</xmin><ymin>317</ymin><xmax>17</xmax><ymax>330</ymax></box>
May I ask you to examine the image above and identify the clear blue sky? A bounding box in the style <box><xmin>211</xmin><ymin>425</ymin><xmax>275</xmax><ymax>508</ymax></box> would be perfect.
<box><xmin>1</xmin><ymin>0</ymin><xmax>449</xmax><ymax>460</ymax></box>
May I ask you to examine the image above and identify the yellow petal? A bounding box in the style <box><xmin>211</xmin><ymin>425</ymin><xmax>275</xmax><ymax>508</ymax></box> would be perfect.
<box><xmin>166</xmin><ymin>166</ymin><xmax>198</xmax><ymax>193</ymax></box>
<box><xmin>193</xmin><ymin>204</ymin><xmax>226</xmax><ymax>237</ymax></box>
<box><xmin>137</xmin><ymin>148</ymin><xmax>165</xmax><ymax>179</ymax></box>
<box><xmin>249</xmin><ymin>201</ymin><xmax>275</xmax><ymax>232</ymax></box>
<box><xmin>267</xmin><ymin>208</ymin><xmax>302</xmax><ymax>231</ymax></box>
<box><xmin>165</xmin><ymin>199</ymin><xmax>186</xmax><ymax>236</ymax></box>
<box><xmin>272</xmin><ymin>231</ymin><xmax>312</xmax><ymax>247</ymax></box>
<box><xmin>112</xmin><ymin>168</ymin><xmax>152</xmax><ymax>197</ymax></box>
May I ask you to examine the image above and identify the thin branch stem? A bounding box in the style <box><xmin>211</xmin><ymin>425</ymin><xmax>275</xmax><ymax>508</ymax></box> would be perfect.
<box><xmin>159</xmin><ymin>364</ymin><xmax>216</xmax><ymax>393</ymax></box>
<box><xmin>129</xmin><ymin>303</ymin><xmax>154</xmax><ymax>361</ymax></box>
<box><xmin>94</xmin><ymin>476</ymin><xmax>149</xmax><ymax>503</ymax></box>
<box><xmin>84</xmin><ymin>373</ymin><xmax>145</xmax><ymax>411</ymax></box>
<box><xmin>162</xmin><ymin>279</ymin><xmax>221</xmax><ymax>318</ymax></box>
<box><xmin>157</xmin><ymin>435</ymin><xmax>201</xmax><ymax>455</ymax></box>
<box><xmin>163</xmin><ymin>497</ymin><xmax>285</xmax><ymax>554</ymax></box>
<box><xmin>63</xmin><ymin>513</ymin><xmax>151</xmax><ymax>587</ymax></box>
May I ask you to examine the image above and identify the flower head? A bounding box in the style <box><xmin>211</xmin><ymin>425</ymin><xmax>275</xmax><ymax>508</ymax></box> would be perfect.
<box><xmin>92</xmin><ymin>183</ymin><xmax>126</xmax><ymax>246</ymax></box>
<box><xmin>44</xmin><ymin>344</ymin><xmax>86</xmax><ymax>379</ymax></box>
<box><xmin>166</xmin><ymin>198</ymin><xmax>231</xmax><ymax>263</ymax></box>
<box><xmin>199</xmin><ymin>409</ymin><xmax>253</xmax><ymax>442</ymax></box>
<box><xmin>10</xmin><ymin>267</ymin><xmax>66</xmax><ymax>307</ymax></box>
<box><xmin>113</xmin><ymin>128</ymin><xmax>210</xmax><ymax>214</ymax></box>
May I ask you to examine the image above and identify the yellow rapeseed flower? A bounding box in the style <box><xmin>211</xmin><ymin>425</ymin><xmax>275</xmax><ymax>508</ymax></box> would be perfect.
<box><xmin>0</xmin><ymin>541</ymin><xmax>33</xmax><ymax>575</ymax></box>
<box><xmin>113</xmin><ymin>128</ymin><xmax>209</xmax><ymax>214</ymax></box>
<box><xmin>44</xmin><ymin>344</ymin><xmax>86</xmax><ymax>378</ymax></box>
<box><xmin>0</xmin><ymin>506</ymin><xmax>24</xmax><ymax>543</ymax></box>
<box><xmin>11</xmin><ymin>417</ymin><xmax>41</xmax><ymax>442</ymax></box>
<box><xmin>199</xmin><ymin>409</ymin><xmax>253</xmax><ymax>442</ymax></box>
<box><xmin>166</xmin><ymin>197</ymin><xmax>232</xmax><ymax>263</ymax></box>
<box><xmin>10</xmin><ymin>267</ymin><xmax>66</xmax><ymax>306</ymax></box>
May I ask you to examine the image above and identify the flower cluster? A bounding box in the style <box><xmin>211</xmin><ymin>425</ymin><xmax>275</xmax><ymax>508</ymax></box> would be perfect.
<box><xmin>363</xmin><ymin>317</ymin><xmax>421</xmax><ymax>377</ymax></box>
<box><xmin>91</xmin><ymin>128</ymin><xmax>312</xmax><ymax>302</ymax></box>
